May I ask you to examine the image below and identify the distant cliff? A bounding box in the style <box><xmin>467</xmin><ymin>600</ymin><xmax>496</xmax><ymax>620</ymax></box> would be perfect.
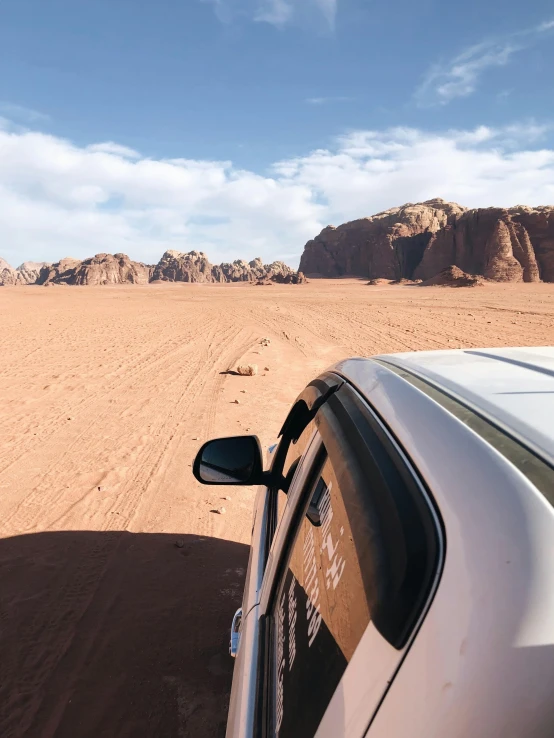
<box><xmin>151</xmin><ymin>250</ymin><xmax>305</xmax><ymax>284</ymax></box>
<box><xmin>299</xmin><ymin>199</ymin><xmax>554</xmax><ymax>282</ymax></box>
<box><xmin>1</xmin><ymin>251</ymin><xmax>305</xmax><ymax>286</ymax></box>
<box><xmin>36</xmin><ymin>253</ymin><xmax>153</xmax><ymax>286</ymax></box>
<box><xmin>0</xmin><ymin>258</ymin><xmax>50</xmax><ymax>286</ymax></box>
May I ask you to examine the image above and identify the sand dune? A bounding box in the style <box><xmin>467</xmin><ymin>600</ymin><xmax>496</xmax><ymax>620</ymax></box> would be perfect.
<box><xmin>1</xmin><ymin>279</ymin><xmax>554</xmax><ymax>737</ymax></box>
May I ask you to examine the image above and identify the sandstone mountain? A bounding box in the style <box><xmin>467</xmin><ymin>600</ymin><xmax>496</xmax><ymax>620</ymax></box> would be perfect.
<box><xmin>17</xmin><ymin>261</ymin><xmax>51</xmax><ymax>284</ymax></box>
<box><xmin>0</xmin><ymin>257</ymin><xmax>17</xmax><ymax>286</ymax></box>
<box><xmin>0</xmin><ymin>258</ymin><xmax>51</xmax><ymax>286</ymax></box>
<box><xmin>299</xmin><ymin>199</ymin><xmax>554</xmax><ymax>283</ymax></box>
<box><xmin>37</xmin><ymin>254</ymin><xmax>152</xmax><ymax>286</ymax></box>
<box><xmin>151</xmin><ymin>250</ymin><xmax>215</xmax><ymax>283</ymax></box>
<box><xmin>2</xmin><ymin>250</ymin><xmax>305</xmax><ymax>286</ymax></box>
<box><xmin>152</xmin><ymin>250</ymin><xmax>305</xmax><ymax>284</ymax></box>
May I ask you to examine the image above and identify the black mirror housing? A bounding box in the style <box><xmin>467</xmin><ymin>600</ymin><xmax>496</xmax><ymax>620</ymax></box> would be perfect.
<box><xmin>193</xmin><ymin>435</ymin><xmax>265</xmax><ymax>485</ymax></box>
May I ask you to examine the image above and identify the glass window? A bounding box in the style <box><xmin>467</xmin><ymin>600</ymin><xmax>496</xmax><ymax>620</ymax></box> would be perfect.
<box><xmin>271</xmin><ymin>450</ymin><xmax>372</xmax><ymax>738</ymax></box>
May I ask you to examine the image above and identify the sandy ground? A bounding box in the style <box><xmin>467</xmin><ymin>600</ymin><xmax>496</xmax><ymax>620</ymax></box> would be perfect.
<box><xmin>1</xmin><ymin>279</ymin><xmax>554</xmax><ymax>737</ymax></box>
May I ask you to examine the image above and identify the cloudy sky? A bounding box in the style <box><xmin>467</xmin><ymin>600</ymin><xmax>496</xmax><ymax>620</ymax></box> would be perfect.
<box><xmin>0</xmin><ymin>0</ymin><xmax>553</xmax><ymax>267</ymax></box>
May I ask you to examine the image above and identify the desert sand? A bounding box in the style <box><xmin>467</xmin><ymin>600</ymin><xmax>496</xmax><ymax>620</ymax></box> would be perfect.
<box><xmin>1</xmin><ymin>279</ymin><xmax>554</xmax><ymax>737</ymax></box>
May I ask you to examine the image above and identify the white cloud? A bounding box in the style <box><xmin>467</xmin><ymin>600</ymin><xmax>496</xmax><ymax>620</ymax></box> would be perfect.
<box><xmin>255</xmin><ymin>0</ymin><xmax>293</xmax><ymax>27</ymax></box>
<box><xmin>0</xmin><ymin>122</ymin><xmax>554</xmax><ymax>269</ymax></box>
<box><xmin>273</xmin><ymin>123</ymin><xmax>554</xmax><ymax>225</ymax></box>
<box><xmin>204</xmin><ymin>0</ymin><xmax>336</xmax><ymax>29</ymax></box>
<box><xmin>416</xmin><ymin>19</ymin><xmax>554</xmax><ymax>106</ymax></box>
<box><xmin>313</xmin><ymin>0</ymin><xmax>336</xmax><ymax>29</ymax></box>
<box><xmin>0</xmin><ymin>102</ymin><xmax>50</xmax><ymax>123</ymax></box>
<box><xmin>202</xmin><ymin>0</ymin><xmax>243</xmax><ymax>25</ymax></box>
<box><xmin>416</xmin><ymin>42</ymin><xmax>519</xmax><ymax>106</ymax></box>
<box><xmin>0</xmin><ymin>127</ymin><xmax>323</xmax><ymax>267</ymax></box>
<box><xmin>496</xmin><ymin>89</ymin><xmax>512</xmax><ymax>101</ymax></box>
<box><xmin>305</xmin><ymin>96</ymin><xmax>352</xmax><ymax>105</ymax></box>
<box><xmin>86</xmin><ymin>142</ymin><xmax>141</xmax><ymax>159</ymax></box>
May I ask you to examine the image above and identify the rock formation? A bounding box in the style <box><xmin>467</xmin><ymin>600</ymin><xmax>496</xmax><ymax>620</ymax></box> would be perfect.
<box><xmin>153</xmin><ymin>251</ymin><xmax>305</xmax><ymax>284</ymax></box>
<box><xmin>16</xmin><ymin>262</ymin><xmax>50</xmax><ymax>284</ymax></box>
<box><xmin>299</xmin><ymin>199</ymin><xmax>554</xmax><ymax>283</ymax></box>
<box><xmin>420</xmin><ymin>265</ymin><xmax>484</xmax><ymax>287</ymax></box>
<box><xmin>214</xmin><ymin>257</ymin><xmax>264</xmax><ymax>282</ymax></box>
<box><xmin>1</xmin><ymin>250</ymin><xmax>305</xmax><ymax>286</ymax></box>
<box><xmin>483</xmin><ymin>220</ymin><xmax>523</xmax><ymax>282</ymax></box>
<box><xmin>37</xmin><ymin>254</ymin><xmax>152</xmax><ymax>286</ymax></box>
<box><xmin>0</xmin><ymin>257</ymin><xmax>17</xmax><ymax>286</ymax></box>
<box><xmin>36</xmin><ymin>258</ymin><xmax>82</xmax><ymax>285</ymax></box>
<box><xmin>151</xmin><ymin>250</ymin><xmax>216</xmax><ymax>283</ymax></box>
<box><xmin>265</xmin><ymin>262</ymin><xmax>307</xmax><ymax>284</ymax></box>
<box><xmin>0</xmin><ymin>258</ymin><xmax>51</xmax><ymax>285</ymax></box>
<box><xmin>413</xmin><ymin>207</ymin><xmax>544</xmax><ymax>283</ymax></box>
<box><xmin>300</xmin><ymin>199</ymin><xmax>465</xmax><ymax>280</ymax></box>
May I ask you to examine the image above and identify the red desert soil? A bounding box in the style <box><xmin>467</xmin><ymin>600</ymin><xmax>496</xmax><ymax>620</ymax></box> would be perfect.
<box><xmin>1</xmin><ymin>279</ymin><xmax>554</xmax><ymax>737</ymax></box>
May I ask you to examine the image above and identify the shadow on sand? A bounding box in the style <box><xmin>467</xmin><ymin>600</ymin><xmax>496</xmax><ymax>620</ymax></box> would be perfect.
<box><xmin>0</xmin><ymin>530</ymin><xmax>249</xmax><ymax>738</ymax></box>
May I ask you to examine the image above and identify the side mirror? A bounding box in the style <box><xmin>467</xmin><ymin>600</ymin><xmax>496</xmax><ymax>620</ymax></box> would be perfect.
<box><xmin>193</xmin><ymin>435</ymin><xmax>265</xmax><ymax>485</ymax></box>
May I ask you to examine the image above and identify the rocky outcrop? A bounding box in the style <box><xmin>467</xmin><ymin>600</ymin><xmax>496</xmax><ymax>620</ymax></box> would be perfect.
<box><xmin>265</xmin><ymin>262</ymin><xmax>307</xmax><ymax>284</ymax></box>
<box><xmin>2</xmin><ymin>250</ymin><xmax>305</xmax><ymax>286</ymax></box>
<box><xmin>420</xmin><ymin>265</ymin><xmax>484</xmax><ymax>287</ymax></box>
<box><xmin>413</xmin><ymin>207</ymin><xmax>543</xmax><ymax>283</ymax></box>
<box><xmin>483</xmin><ymin>220</ymin><xmax>523</xmax><ymax>282</ymax></box>
<box><xmin>37</xmin><ymin>254</ymin><xmax>152</xmax><ymax>286</ymax></box>
<box><xmin>271</xmin><ymin>269</ymin><xmax>306</xmax><ymax>284</ymax></box>
<box><xmin>300</xmin><ymin>199</ymin><xmax>466</xmax><ymax>279</ymax></box>
<box><xmin>0</xmin><ymin>257</ymin><xmax>17</xmax><ymax>285</ymax></box>
<box><xmin>212</xmin><ymin>258</ymin><xmax>264</xmax><ymax>282</ymax></box>
<box><xmin>300</xmin><ymin>200</ymin><xmax>554</xmax><ymax>283</ymax></box>
<box><xmin>36</xmin><ymin>258</ymin><xmax>82</xmax><ymax>285</ymax></box>
<box><xmin>16</xmin><ymin>262</ymin><xmax>50</xmax><ymax>284</ymax></box>
<box><xmin>0</xmin><ymin>258</ymin><xmax>51</xmax><ymax>285</ymax></box>
<box><xmin>151</xmin><ymin>250</ymin><xmax>216</xmax><ymax>283</ymax></box>
<box><xmin>153</xmin><ymin>251</ymin><xmax>305</xmax><ymax>284</ymax></box>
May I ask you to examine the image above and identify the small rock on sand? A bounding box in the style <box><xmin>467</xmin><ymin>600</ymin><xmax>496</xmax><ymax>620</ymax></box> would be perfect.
<box><xmin>264</xmin><ymin>366</ymin><xmax>270</xmax><ymax>371</ymax></box>
<box><xmin>233</xmin><ymin>399</ymin><xmax>240</xmax><ymax>404</ymax></box>
<box><xmin>236</xmin><ymin>364</ymin><xmax>258</xmax><ymax>376</ymax></box>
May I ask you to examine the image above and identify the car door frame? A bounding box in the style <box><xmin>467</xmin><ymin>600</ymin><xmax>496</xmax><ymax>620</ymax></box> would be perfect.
<box><xmin>225</xmin><ymin>374</ymin><xmax>345</xmax><ymax>738</ymax></box>
<box><xmin>251</xmin><ymin>378</ymin><xmax>445</xmax><ymax>738</ymax></box>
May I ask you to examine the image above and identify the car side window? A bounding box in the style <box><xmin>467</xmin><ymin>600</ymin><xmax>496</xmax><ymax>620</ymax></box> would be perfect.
<box><xmin>271</xmin><ymin>448</ymin><xmax>372</xmax><ymax>738</ymax></box>
<box><xmin>266</xmin><ymin>384</ymin><xmax>442</xmax><ymax>738</ymax></box>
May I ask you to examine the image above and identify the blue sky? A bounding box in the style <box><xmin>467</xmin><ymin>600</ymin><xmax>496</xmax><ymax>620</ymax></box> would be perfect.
<box><xmin>0</xmin><ymin>0</ymin><xmax>553</xmax><ymax>266</ymax></box>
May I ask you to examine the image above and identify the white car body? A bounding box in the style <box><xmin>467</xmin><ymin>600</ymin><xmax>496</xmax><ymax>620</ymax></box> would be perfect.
<box><xmin>224</xmin><ymin>347</ymin><xmax>554</xmax><ymax>738</ymax></box>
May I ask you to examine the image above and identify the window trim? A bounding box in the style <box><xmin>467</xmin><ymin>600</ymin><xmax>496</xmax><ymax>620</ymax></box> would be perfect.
<box><xmin>263</xmin><ymin>373</ymin><xmax>344</xmax><ymax>568</ymax></box>
<box><xmin>262</xmin><ymin>443</ymin><xmax>328</xmax><ymax>738</ymax></box>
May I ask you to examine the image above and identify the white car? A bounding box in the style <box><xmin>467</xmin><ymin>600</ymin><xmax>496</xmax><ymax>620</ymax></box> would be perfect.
<box><xmin>193</xmin><ymin>347</ymin><xmax>554</xmax><ymax>738</ymax></box>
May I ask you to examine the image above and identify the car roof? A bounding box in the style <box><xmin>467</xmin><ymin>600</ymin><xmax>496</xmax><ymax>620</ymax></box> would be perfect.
<box><xmin>341</xmin><ymin>347</ymin><xmax>554</xmax><ymax>466</ymax></box>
